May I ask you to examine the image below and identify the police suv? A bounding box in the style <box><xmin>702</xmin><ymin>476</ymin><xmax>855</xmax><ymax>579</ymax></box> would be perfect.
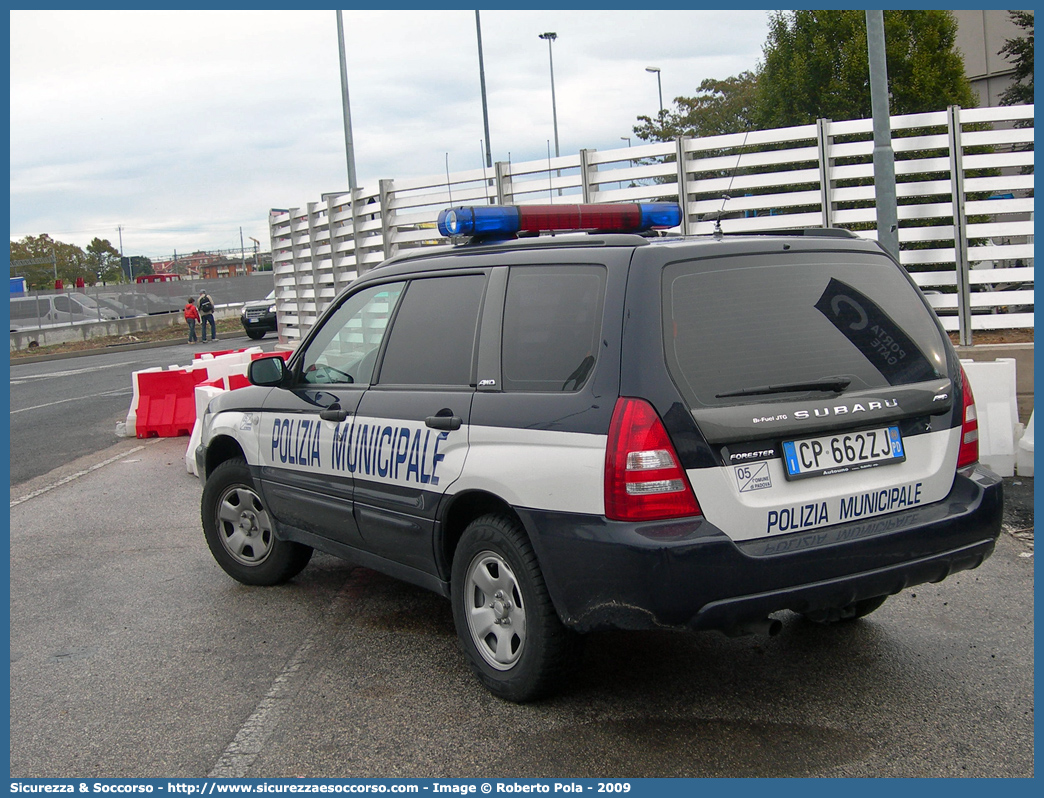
<box><xmin>196</xmin><ymin>203</ymin><xmax>1002</xmax><ymax>702</ymax></box>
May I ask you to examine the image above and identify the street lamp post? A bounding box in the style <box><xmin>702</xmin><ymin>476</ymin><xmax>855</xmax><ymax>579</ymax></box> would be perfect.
<box><xmin>336</xmin><ymin>10</ymin><xmax>358</xmax><ymax>194</ymax></box>
<box><xmin>539</xmin><ymin>32</ymin><xmax>560</xmax><ymax>162</ymax></box>
<box><xmin>476</xmin><ymin>11</ymin><xmax>493</xmax><ymax>172</ymax></box>
<box><xmin>619</xmin><ymin>137</ymin><xmax>632</xmax><ymax>190</ymax></box>
<box><xmin>645</xmin><ymin>66</ymin><xmax>663</xmax><ymax>118</ymax></box>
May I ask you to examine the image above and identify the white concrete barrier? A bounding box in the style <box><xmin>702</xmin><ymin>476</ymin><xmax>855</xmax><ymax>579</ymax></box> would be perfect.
<box><xmin>1016</xmin><ymin>410</ymin><xmax>1034</xmax><ymax>477</ymax></box>
<box><xmin>960</xmin><ymin>358</ymin><xmax>1019</xmax><ymax>477</ymax></box>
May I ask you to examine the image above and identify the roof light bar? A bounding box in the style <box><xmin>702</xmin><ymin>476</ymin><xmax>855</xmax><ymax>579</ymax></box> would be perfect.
<box><xmin>437</xmin><ymin>203</ymin><xmax>681</xmax><ymax>238</ymax></box>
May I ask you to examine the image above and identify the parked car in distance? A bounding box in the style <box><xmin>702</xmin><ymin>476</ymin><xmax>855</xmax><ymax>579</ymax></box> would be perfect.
<box><xmin>10</xmin><ymin>293</ymin><xmax>119</xmax><ymax>332</ymax></box>
<box><xmin>241</xmin><ymin>291</ymin><xmax>277</xmax><ymax>339</ymax></box>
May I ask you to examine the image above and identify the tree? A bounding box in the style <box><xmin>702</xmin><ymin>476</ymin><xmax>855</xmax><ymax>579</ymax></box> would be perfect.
<box><xmin>10</xmin><ymin>235</ymin><xmax>90</xmax><ymax>290</ymax></box>
<box><xmin>753</xmin><ymin>10</ymin><xmax>976</xmax><ymax>130</ymax></box>
<box><xmin>999</xmin><ymin>10</ymin><xmax>1034</xmax><ymax>106</ymax></box>
<box><xmin>126</xmin><ymin>255</ymin><xmax>154</xmax><ymax>279</ymax></box>
<box><xmin>633</xmin><ymin>72</ymin><xmax>758</xmax><ymax>142</ymax></box>
<box><xmin>85</xmin><ymin>238</ymin><xmax>124</xmax><ymax>284</ymax></box>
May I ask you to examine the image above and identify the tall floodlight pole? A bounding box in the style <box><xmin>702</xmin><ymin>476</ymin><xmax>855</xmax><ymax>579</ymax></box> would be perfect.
<box><xmin>118</xmin><ymin>225</ymin><xmax>128</xmax><ymax>282</ymax></box>
<box><xmin>539</xmin><ymin>32</ymin><xmax>560</xmax><ymax>161</ymax></box>
<box><xmin>475</xmin><ymin>11</ymin><xmax>493</xmax><ymax>171</ymax></box>
<box><xmin>336</xmin><ymin>10</ymin><xmax>358</xmax><ymax>193</ymax></box>
<box><xmin>645</xmin><ymin>66</ymin><xmax>663</xmax><ymax>118</ymax></box>
<box><xmin>866</xmin><ymin>11</ymin><xmax>899</xmax><ymax>261</ymax></box>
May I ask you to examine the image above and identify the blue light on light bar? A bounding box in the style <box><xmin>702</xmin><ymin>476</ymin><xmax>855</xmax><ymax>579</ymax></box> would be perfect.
<box><xmin>437</xmin><ymin>206</ymin><xmax>520</xmax><ymax>237</ymax></box>
<box><xmin>638</xmin><ymin>203</ymin><xmax>682</xmax><ymax>229</ymax></box>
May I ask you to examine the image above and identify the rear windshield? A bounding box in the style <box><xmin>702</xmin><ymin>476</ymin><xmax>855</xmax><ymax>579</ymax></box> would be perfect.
<box><xmin>662</xmin><ymin>251</ymin><xmax>948</xmax><ymax>408</ymax></box>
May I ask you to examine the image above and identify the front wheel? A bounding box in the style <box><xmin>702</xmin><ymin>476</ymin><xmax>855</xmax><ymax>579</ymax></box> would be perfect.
<box><xmin>245</xmin><ymin>329</ymin><xmax>266</xmax><ymax>340</ymax></box>
<box><xmin>451</xmin><ymin>513</ymin><xmax>581</xmax><ymax>702</ymax></box>
<box><xmin>201</xmin><ymin>458</ymin><xmax>312</xmax><ymax>585</ymax></box>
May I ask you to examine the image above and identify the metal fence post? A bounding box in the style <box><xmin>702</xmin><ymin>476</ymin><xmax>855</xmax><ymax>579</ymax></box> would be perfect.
<box><xmin>347</xmin><ymin>189</ymin><xmax>364</xmax><ymax>284</ymax></box>
<box><xmin>675</xmin><ymin>137</ymin><xmax>691</xmax><ymax>235</ymax></box>
<box><xmin>817</xmin><ymin>118</ymin><xmax>835</xmax><ymax>228</ymax></box>
<box><xmin>379</xmin><ymin>179</ymin><xmax>394</xmax><ymax>262</ymax></box>
<box><xmin>579</xmin><ymin>149</ymin><xmax>593</xmax><ymax>203</ymax></box>
<box><xmin>947</xmin><ymin>105</ymin><xmax>973</xmax><ymax>346</ymax></box>
<box><xmin>495</xmin><ymin>161</ymin><xmax>511</xmax><ymax>206</ymax></box>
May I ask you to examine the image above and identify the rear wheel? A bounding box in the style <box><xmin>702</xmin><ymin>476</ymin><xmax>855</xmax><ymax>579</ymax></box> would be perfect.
<box><xmin>451</xmin><ymin>513</ymin><xmax>581</xmax><ymax>702</ymax></box>
<box><xmin>802</xmin><ymin>595</ymin><xmax>888</xmax><ymax>624</ymax></box>
<box><xmin>202</xmin><ymin>458</ymin><xmax>312</xmax><ymax>585</ymax></box>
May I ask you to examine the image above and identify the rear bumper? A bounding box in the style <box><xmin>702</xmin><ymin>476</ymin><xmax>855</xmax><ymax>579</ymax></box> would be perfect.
<box><xmin>519</xmin><ymin>465</ymin><xmax>1003</xmax><ymax>633</ymax></box>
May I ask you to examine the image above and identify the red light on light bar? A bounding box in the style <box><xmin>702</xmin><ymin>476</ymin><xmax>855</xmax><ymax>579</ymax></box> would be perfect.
<box><xmin>517</xmin><ymin>205</ymin><xmax>644</xmax><ymax>233</ymax></box>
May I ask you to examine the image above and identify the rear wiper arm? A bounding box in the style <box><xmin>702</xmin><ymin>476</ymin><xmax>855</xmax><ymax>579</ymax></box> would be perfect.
<box><xmin>715</xmin><ymin>377</ymin><xmax>852</xmax><ymax>399</ymax></box>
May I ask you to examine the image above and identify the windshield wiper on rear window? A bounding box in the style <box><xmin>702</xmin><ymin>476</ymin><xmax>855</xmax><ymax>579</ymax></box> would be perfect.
<box><xmin>715</xmin><ymin>377</ymin><xmax>852</xmax><ymax>399</ymax></box>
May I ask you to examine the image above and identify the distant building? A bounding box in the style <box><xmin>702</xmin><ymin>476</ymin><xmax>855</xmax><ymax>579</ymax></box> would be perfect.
<box><xmin>199</xmin><ymin>257</ymin><xmax>255</xmax><ymax>279</ymax></box>
<box><xmin>151</xmin><ymin>252</ymin><xmax>216</xmax><ymax>278</ymax></box>
<box><xmin>952</xmin><ymin>10</ymin><xmax>1029</xmax><ymax>107</ymax></box>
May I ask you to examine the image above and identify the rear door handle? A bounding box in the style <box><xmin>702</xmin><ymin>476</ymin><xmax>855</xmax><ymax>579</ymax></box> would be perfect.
<box><xmin>425</xmin><ymin>414</ymin><xmax>462</xmax><ymax>431</ymax></box>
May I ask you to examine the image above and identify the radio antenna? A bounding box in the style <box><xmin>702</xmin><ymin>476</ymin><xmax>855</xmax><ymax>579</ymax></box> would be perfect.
<box><xmin>446</xmin><ymin>152</ymin><xmax>453</xmax><ymax>206</ymax></box>
<box><xmin>480</xmin><ymin>140</ymin><xmax>491</xmax><ymax>204</ymax></box>
<box><xmin>715</xmin><ymin>127</ymin><xmax>752</xmax><ymax>237</ymax></box>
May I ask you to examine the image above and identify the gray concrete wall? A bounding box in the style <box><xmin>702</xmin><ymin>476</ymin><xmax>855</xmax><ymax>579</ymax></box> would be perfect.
<box><xmin>9</xmin><ymin>305</ymin><xmax>242</xmax><ymax>352</ymax></box>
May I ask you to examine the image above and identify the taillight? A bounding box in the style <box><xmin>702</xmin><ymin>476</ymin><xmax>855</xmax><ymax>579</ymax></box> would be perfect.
<box><xmin>604</xmin><ymin>397</ymin><xmax>702</xmax><ymax>521</ymax></box>
<box><xmin>957</xmin><ymin>365</ymin><xmax>979</xmax><ymax>469</ymax></box>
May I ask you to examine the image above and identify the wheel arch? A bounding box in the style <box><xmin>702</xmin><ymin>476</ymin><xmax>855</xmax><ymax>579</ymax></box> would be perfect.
<box><xmin>436</xmin><ymin>489</ymin><xmax>524</xmax><ymax>581</ymax></box>
<box><xmin>203</xmin><ymin>434</ymin><xmax>247</xmax><ymax>481</ymax></box>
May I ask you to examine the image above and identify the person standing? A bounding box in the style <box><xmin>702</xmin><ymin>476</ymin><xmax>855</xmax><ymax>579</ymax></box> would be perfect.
<box><xmin>198</xmin><ymin>289</ymin><xmax>216</xmax><ymax>342</ymax></box>
<box><xmin>183</xmin><ymin>297</ymin><xmax>200</xmax><ymax>343</ymax></box>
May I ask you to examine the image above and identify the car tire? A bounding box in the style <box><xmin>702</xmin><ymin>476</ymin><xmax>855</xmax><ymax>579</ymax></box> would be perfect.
<box><xmin>451</xmin><ymin>513</ymin><xmax>581</xmax><ymax>702</ymax></box>
<box><xmin>802</xmin><ymin>595</ymin><xmax>888</xmax><ymax>624</ymax></box>
<box><xmin>201</xmin><ymin>458</ymin><xmax>312</xmax><ymax>585</ymax></box>
<box><xmin>246</xmin><ymin>329</ymin><xmax>266</xmax><ymax>340</ymax></box>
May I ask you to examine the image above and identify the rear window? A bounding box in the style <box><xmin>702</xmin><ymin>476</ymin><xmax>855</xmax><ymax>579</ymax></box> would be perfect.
<box><xmin>662</xmin><ymin>251</ymin><xmax>948</xmax><ymax>408</ymax></box>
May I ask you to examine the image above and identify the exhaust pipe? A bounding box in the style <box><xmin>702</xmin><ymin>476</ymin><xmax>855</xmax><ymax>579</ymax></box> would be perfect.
<box><xmin>725</xmin><ymin>617</ymin><xmax>783</xmax><ymax>638</ymax></box>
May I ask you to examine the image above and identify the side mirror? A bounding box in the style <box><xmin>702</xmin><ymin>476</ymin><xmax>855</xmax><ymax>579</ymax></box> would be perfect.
<box><xmin>248</xmin><ymin>355</ymin><xmax>288</xmax><ymax>387</ymax></box>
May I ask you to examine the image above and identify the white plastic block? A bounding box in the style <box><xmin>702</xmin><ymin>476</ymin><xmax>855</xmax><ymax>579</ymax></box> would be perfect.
<box><xmin>194</xmin><ymin>383</ymin><xmax>225</xmax><ymax>420</ymax></box>
<box><xmin>960</xmin><ymin>358</ymin><xmax>1019</xmax><ymax>477</ymax></box>
<box><xmin>1016</xmin><ymin>410</ymin><xmax>1034</xmax><ymax>477</ymax></box>
<box><xmin>124</xmin><ymin>366</ymin><xmax>164</xmax><ymax>432</ymax></box>
<box><xmin>981</xmin><ymin>401</ymin><xmax>1016</xmax><ymax>476</ymax></box>
<box><xmin>185</xmin><ymin>419</ymin><xmax>202</xmax><ymax>476</ymax></box>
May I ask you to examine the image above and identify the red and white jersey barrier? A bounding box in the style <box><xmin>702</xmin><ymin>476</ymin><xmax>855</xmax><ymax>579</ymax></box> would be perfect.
<box><xmin>116</xmin><ymin>347</ymin><xmax>293</xmax><ymax>475</ymax></box>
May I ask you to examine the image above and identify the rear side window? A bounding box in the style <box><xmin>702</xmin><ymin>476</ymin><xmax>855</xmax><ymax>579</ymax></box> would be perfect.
<box><xmin>663</xmin><ymin>251</ymin><xmax>948</xmax><ymax>408</ymax></box>
<box><xmin>378</xmin><ymin>274</ymin><xmax>486</xmax><ymax>387</ymax></box>
<box><xmin>501</xmin><ymin>265</ymin><xmax>607</xmax><ymax>392</ymax></box>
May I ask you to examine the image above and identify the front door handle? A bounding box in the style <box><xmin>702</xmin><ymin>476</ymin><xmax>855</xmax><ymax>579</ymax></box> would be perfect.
<box><xmin>425</xmin><ymin>413</ymin><xmax>462</xmax><ymax>431</ymax></box>
<box><xmin>320</xmin><ymin>405</ymin><xmax>350</xmax><ymax>422</ymax></box>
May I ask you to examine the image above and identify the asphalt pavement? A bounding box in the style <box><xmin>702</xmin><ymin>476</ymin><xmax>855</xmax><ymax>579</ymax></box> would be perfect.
<box><xmin>8</xmin><ymin>431</ymin><xmax>1034</xmax><ymax>778</ymax></box>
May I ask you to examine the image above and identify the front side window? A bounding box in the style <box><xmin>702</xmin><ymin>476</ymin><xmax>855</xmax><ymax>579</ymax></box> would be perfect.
<box><xmin>300</xmin><ymin>282</ymin><xmax>405</xmax><ymax>385</ymax></box>
<box><xmin>377</xmin><ymin>274</ymin><xmax>486</xmax><ymax>387</ymax></box>
<box><xmin>501</xmin><ymin>265</ymin><xmax>607</xmax><ymax>392</ymax></box>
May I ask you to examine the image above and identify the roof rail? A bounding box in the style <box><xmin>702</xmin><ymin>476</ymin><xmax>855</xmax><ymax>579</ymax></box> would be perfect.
<box><xmin>722</xmin><ymin>227</ymin><xmax>860</xmax><ymax>239</ymax></box>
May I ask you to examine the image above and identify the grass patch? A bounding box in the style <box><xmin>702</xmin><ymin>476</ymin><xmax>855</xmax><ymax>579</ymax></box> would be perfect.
<box><xmin>10</xmin><ymin>317</ymin><xmax>245</xmax><ymax>360</ymax></box>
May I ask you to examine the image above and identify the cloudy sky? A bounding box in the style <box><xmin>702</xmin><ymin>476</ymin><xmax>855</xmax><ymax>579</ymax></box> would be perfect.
<box><xmin>9</xmin><ymin>9</ymin><xmax>770</xmax><ymax>260</ymax></box>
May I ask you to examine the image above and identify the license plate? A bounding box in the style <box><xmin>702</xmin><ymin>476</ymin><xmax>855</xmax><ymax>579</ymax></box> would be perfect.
<box><xmin>782</xmin><ymin>425</ymin><xmax>905</xmax><ymax>480</ymax></box>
